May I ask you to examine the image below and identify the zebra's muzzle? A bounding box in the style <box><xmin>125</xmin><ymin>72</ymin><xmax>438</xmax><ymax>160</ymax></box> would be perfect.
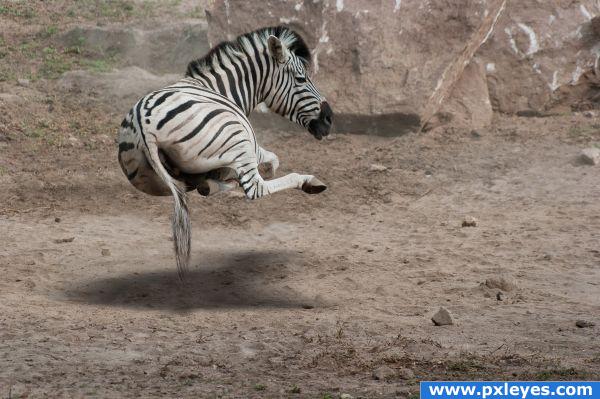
<box><xmin>307</xmin><ymin>101</ymin><xmax>333</xmax><ymax>140</ymax></box>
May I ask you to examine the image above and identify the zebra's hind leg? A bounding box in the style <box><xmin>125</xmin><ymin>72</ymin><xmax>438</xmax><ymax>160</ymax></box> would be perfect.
<box><xmin>196</xmin><ymin>179</ymin><xmax>239</xmax><ymax>196</ymax></box>
<box><xmin>238</xmin><ymin>166</ymin><xmax>326</xmax><ymax>200</ymax></box>
<box><xmin>257</xmin><ymin>146</ymin><xmax>279</xmax><ymax>179</ymax></box>
<box><xmin>196</xmin><ymin>167</ymin><xmax>239</xmax><ymax>197</ymax></box>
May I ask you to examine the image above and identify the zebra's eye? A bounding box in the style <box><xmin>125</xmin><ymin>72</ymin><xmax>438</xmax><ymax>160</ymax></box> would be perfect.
<box><xmin>295</xmin><ymin>76</ymin><xmax>307</xmax><ymax>84</ymax></box>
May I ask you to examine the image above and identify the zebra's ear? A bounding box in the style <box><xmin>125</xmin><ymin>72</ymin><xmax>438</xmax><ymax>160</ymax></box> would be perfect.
<box><xmin>267</xmin><ymin>35</ymin><xmax>289</xmax><ymax>64</ymax></box>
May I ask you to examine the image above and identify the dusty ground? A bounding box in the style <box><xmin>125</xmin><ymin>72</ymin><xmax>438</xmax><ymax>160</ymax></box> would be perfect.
<box><xmin>1</xmin><ymin>2</ymin><xmax>600</xmax><ymax>398</ymax></box>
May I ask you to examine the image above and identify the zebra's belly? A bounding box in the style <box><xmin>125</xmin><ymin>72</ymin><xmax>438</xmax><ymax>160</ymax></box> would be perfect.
<box><xmin>162</xmin><ymin>147</ymin><xmax>235</xmax><ymax>175</ymax></box>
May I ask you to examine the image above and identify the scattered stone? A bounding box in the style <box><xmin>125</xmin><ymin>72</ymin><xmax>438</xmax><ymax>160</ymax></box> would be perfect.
<box><xmin>431</xmin><ymin>307</ymin><xmax>454</xmax><ymax>326</ymax></box>
<box><xmin>462</xmin><ymin>216</ymin><xmax>478</xmax><ymax>227</ymax></box>
<box><xmin>340</xmin><ymin>394</ymin><xmax>354</xmax><ymax>399</ymax></box>
<box><xmin>424</xmin><ymin>170</ymin><xmax>433</xmax><ymax>177</ymax></box>
<box><xmin>542</xmin><ymin>253</ymin><xmax>552</xmax><ymax>260</ymax></box>
<box><xmin>397</xmin><ymin>367</ymin><xmax>415</xmax><ymax>380</ymax></box>
<box><xmin>470</xmin><ymin>129</ymin><xmax>482</xmax><ymax>139</ymax></box>
<box><xmin>17</xmin><ymin>78</ymin><xmax>30</xmax><ymax>87</ymax></box>
<box><xmin>485</xmin><ymin>276</ymin><xmax>517</xmax><ymax>292</ymax></box>
<box><xmin>372</xmin><ymin>365</ymin><xmax>395</xmax><ymax>381</ymax></box>
<box><xmin>496</xmin><ymin>291</ymin><xmax>505</xmax><ymax>301</ymax></box>
<box><xmin>53</xmin><ymin>237</ymin><xmax>75</xmax><ymax>244</ymax></box>
<box><xmin>581</xmin><ymin>148</ymin><xmax>600</xmax><ymax>165</ymax></box>
<box><xmin>575</xmin><ymin>320</ymin><xmax>595</xmax><ymax>328</ymax></box>
<box><xmin>101</xmin><ymin>248</ymin><xmax>111</xmax><ymax>256</ymax></box>
<box><xmin>301</xmin><ymin>304</ymin><xmax>314</xmax><ymax>310</ymax></box>
<box><xmin>583</xmin><ymin>110</ymin><xmax>596</xmax><ymax>118</ymax></box>
<box><xmin>54</xmin><ymin>217</ymin><xmax>61</xmax><ymax>223</ymax></box>
<box><xmin>369</xmin><ymin>163</ymin><xmax>388</xmax><ymax>172</ymax></box>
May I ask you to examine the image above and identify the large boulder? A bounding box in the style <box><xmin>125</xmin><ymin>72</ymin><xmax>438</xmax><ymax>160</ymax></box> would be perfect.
<box><xmin>477</xmin><ymin>1</ymin><xmax>600</xmax><ymax>114</ymax></box>
<box><xmin>206</xmin><ymin>0</ymin><xmax>506</xmax><ymax>135</ymax></box>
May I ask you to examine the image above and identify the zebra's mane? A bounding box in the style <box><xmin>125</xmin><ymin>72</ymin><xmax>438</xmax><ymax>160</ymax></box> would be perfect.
<box><xmin>186</xmin><ymin>26</ymin><xmax>312</xmax><ymax>76</ymax></box>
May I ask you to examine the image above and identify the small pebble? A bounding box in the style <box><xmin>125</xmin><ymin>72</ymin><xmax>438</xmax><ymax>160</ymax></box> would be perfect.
<box><xmin>470</xmin><ymin>129</ymin><xmax>482</xmax><ymax>139</ymax></box>
<box><xmin>101</xmin><ymin>248</ymin><xmax>111</xmax><ymax>256</ymax></box>
<box><xmin>54</xmin><ymin>217</ymin><xmax>61</xmax><ymax>223</ymax></box>
<box><xmin>431</xmin><ymin>307</ymin><xmax>453</xmax><ymax>326</ymax></box>
<box><xmin>581</xmin><ymin>148</ymin><xmax>600</xmax><ymax>165</ymax></box>
<box><xmin>462</xmin><ymin>216</ymin><xmax>478</xmax><ymax>227</ymax></box>
<box><xmin>496</xmin><ymin>291</ymin><xmax>505</xmax><ymax>301</ymax></box>
<box><xmin>575</xmin><ymin>320</ymin><xmax>595</xmax><ymax>328</ymax></box>
<box><xmin>54</xmin><ymin>237</ymin><xmax>75</xmax><ymax>244</ymax></box>
<box><xmin>301</xmin><ymin>304</ymin><xmax>314</xmax><ymax>309</ymax></box>
<box><xmin>583</xmin><ymin>110</ymin><xmax>595</xmax><ymax>118</ymax></box>
<box><xmin>17</xmin><ymin>78</ymin><xmax>30</xmax><ymax>87</ymax></box>
<box><xmin>485</xmin><ymin>276</ymin><xmax>517</xmax><ymax>292</ymax></box>
<box><xmin>340</xmin><ymin>394</ymin><xmax>354</xmax><ymax>399</ymax></box>
<box><xmin>369</xmin><ymin>163</ymin><xmax>388</xmax><ymax>172</ymax></box>
<box><xmin>397</xmin><ymin>367</ymin><xmax>415</xmax><ymax>380</ymax></box>
<box><xmin>372</xmin><ymin>365</ymin><xmax>395</xmax><ymax>381</ymax></box>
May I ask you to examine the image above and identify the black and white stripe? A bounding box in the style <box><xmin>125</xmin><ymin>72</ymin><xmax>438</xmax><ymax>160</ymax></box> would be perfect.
<box><xmin>117</xmin><ymin>26</ymin><xmax>333</xmax><ymax>279</ymax></box>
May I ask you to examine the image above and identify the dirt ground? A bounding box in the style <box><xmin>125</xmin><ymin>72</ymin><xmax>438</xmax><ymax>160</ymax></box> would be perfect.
<box><xmin>1</xmin><ymin>2</ymin><xmax>600</xmax><ymax>399</ymax></box>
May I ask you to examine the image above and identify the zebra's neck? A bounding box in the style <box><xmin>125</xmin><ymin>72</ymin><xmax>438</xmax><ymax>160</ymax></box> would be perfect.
<box><xmin>186</xmin><ymin>49</ymin><xmax>272</xmax><ymax>116</ymax></box>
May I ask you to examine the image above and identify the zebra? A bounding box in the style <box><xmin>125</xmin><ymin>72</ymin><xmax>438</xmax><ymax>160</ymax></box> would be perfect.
<box><xmin>117</xmin><ymin>26</ymin><xmax>333</xmax><ymax>279</ymax></box>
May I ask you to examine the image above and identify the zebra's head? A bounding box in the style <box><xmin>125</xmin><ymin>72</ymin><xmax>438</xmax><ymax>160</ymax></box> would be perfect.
<box><xmin>264</xmin><ymin>33</ymin><xmax>333</xmax><ymax>140</ymax></box>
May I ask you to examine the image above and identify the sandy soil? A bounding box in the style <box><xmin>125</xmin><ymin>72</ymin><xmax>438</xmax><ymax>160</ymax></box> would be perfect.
<box><xmin>2</xmin><ymin>111</ymin><xmax>600</xmax><ymax>398</ymax></box>
<box><xmin>1</xmin><ymin>2</ymin><xmax>600</xmax><ymax>398</ymax></box>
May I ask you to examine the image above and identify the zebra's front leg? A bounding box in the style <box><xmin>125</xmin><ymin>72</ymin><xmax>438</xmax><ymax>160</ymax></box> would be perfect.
<box><xmin>239</xmin><ymin>168</ymin><xmax>326</xmax><ymax>200</ymax></box>
<box><xmin>257</xmin><ymin>146</ymin><xmax>279</xmax><ymax>179</ymax></box>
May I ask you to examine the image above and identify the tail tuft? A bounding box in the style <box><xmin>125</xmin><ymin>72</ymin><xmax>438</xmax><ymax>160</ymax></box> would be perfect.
<box><xmin>143</xmin><ymin>138</ymin><xmax>192</xmax><ymax>280</ymax></box>
<box><xmin>172</xmin><ymin>184</ymin><xmax>191</xmax><ymax>280</ymax></box>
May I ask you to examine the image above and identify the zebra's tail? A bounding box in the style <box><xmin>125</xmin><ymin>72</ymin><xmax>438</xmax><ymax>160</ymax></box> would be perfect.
<box><xmin>143</xmin><ymin>137</ymin><xmax>191</xmax><ymax>280</ymax></box>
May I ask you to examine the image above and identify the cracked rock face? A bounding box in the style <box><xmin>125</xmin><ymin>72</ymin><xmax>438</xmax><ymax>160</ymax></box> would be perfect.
<box><xmin>477</xmin><ymin>1</ymin><xmax>600</xmax><ymax>114</ymax></box>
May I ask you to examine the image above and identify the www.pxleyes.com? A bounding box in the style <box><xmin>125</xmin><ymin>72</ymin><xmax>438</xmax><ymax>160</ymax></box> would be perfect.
<box><xmin>421</xmin><ymin>382</ymin><xmax>599</xmax><ymax>399</ymax></box>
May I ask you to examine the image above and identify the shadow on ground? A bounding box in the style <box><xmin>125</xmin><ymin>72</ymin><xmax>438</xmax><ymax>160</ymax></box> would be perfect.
<box><xmin>63</xmin><ymin>250</ymin><xmax>316</xmax><ymax>310</ymax></box>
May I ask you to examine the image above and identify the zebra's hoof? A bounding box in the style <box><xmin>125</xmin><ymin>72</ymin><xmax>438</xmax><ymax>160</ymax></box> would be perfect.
<box><xmin>301</xmin><ymin>177</ymin><xmax>327</xmax><ymax>194</ymax></box>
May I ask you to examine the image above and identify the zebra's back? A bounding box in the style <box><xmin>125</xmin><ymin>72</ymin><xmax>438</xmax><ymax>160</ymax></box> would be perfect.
<box><xmin>120</xmin><ymin>79</ymin><xmax>258</xmax><ymax>177</ymax></box>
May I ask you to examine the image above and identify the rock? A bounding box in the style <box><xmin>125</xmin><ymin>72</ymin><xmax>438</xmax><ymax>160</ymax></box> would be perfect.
<box><xmin>369</xmin><ymin>164</ymin><xmax>388</xmax><ymax>172</ymax></box>
<box><xmin>478</xmin><ymin>1</ymin><xmax>600</xmax><ymax>114</ymax></box>
<box><xmin>496</xmin><ymin>291</ymin><xmax>505</xmax><ymax>301</ymax></box>
<box><xmin>462</xmin><ymin>216</ymin><xmax>478</xmax><ymax>227</ymax></box>
<box><xmin>575</xmin><ymin>320</ymin><xmax>595</xmax><ymax>328</ymax></box>
<box><xmin>340</xmin><ymin>394</ymin><xmax>354</xmax><ymax>399</ymax></box>
<box><xmin>17</xmin><ymin>78</ymin><xmax>30</xmax><ymax>87</ymax></box>
<box><xmin>592</xmin><ymin>16</ymin><xmax>600</xmax><ymax>37</ymax></box>
<box><xmin>431</xmin><ymin>307</ymin><xmax>454</xmax><ymax>326</ymax></box>
<box><xmin>101</xmin><ymin>248</ymin><xmax>111</xmax><ymax>256</ymax></box>
<box><xmin>581</xmin><ymin>148</ymin><xmax>600</xmax><ymax>165</ymax></box>
<box><xmin>53</xmin><ymin>237</ymin><xmax>75</xmax><ymax>244</ymax></box>
<box><xmin>437</xmin><ymin>60</ymin><xmax>493</xmax><ymax>130</ymax></box>
<box><xmin>583</xmin><ymin>110</ymin><xmax>596</xmax><ymax>118</ymax></box>
<box><xmin>372</xmin><ymin>365</ymin><xmax>395</xmax><ymax>381</ymax></box>
<box><xmin>485</xmin><ymin>276</ymin><xmax>517</xmax><ymax>292</ymax></box>
<box><xmin>206</xmin><ymin>0</ymin><xmax>506</xmax><ymax>134</ymax></box>
<box><xmin>54</xmin><ymin>217</ymin><xmax>61</xmax><ymax>223</ymax></box>
<box><xmin>397</xmin><ymin>367</ymin><xmax>415</xmax><ymax>380</ymax></box>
